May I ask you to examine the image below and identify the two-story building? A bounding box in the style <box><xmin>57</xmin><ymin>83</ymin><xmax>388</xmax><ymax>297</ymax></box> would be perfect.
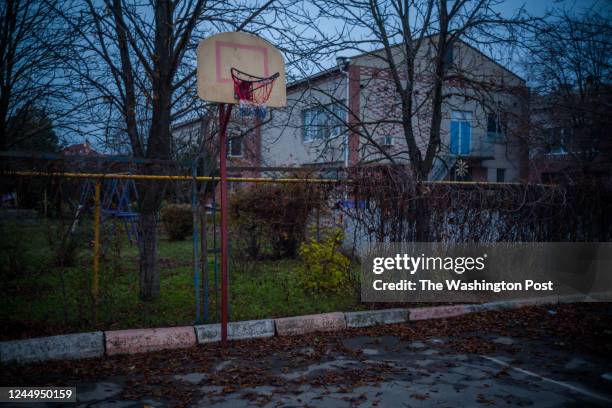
<box><xmin>528</xmin><ymin>86</ymin><xmax>612</xmax><ymax>184</ymax></box>
<box><xmin>261</xmin><ymin>39</ymin><xmax>529</xmax><ymax>182</ymax></box>
<box><xmin>171</xmin><ymin>113</ymin><xmax>262</xmax><ymax>182</ymax></box>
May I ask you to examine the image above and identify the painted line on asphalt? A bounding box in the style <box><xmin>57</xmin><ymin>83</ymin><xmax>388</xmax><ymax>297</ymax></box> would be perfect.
<box><xmin>482</xmin><ymin>355</ymin><xmax>612</xmax><ymax>403</ymax></box>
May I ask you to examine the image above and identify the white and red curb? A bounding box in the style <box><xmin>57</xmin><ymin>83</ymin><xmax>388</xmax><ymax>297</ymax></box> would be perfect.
<box><xmin>408</xmin><ymin>304</ymin><xmax>472</xmax><ymax>321</ymax></box>
<box><xmin>275</xmin><ymin>312</ymin><xmax>346</xmax><ymax>336</ymax></box>
<box><xmin>195</xmin><ymin>319</ymin><xmax>275</xmax><ymax>343</ymax></box>
<box><xmin>0</xmin><ymin>332</ymin><xmax>104</xmax><ymax>364</ymax></box>
<box><xmin>345</xmin><ymin>308</ymin><xmax>408</xmax><ymax>328</ymax></box>
<box><xmin>105</xmin><ymin>326</ymin><xmax>196</xmax><ymax>356</ymax></box>
<box><xmin>1</xmin><ymin>293</ymin><xmax>608</xmax><ymax>364</ymax></box>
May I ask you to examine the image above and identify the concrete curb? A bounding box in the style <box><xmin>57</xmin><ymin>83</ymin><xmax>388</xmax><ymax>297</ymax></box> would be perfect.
<box><xmin>0</xmin><ymin>332</ymin><xmax>104</xmax><ymax>364</ymax></box>
<box><xmin>408</xmin><ymin>304</ymin><xmax>471</xmax><ymax>321</ymax></box>
<box><xmin>557</xmin><ymin>291</ymin><xmax>612</xmax><ymax>303</ymax></box>
<box><xmin>195</xmin><ymin>319</ymin><xmax>275</xmax><ymax>343</ymax></box>
<box><xmin>557</xmin><ymin>294</ymin><xmax>591</xmax><ymax>304</ymax></box>
<box><xmin>2</xmin><ymin>293</ymin><xmax>609</xmax><ymax>364</ymax></box>
<box><xmin>512</xmin><ymin>295</ymin><xmax>560</xmax><ymax>308</ymax></box>
<box><xmin>105</xmin><ymin>326</ymin><xmax>196</xmax><ymax>356</ymax></box>
<box><xmin>474</xmin><ymin>295</ymin><xmax>562</xmax><ymax>313</ymax></box>
<box><xmin>275</xmin><ymin>312</ymin><xmax>346</xmax><ymax>336</ymax></box>
<box><xmin>345</xmin><ymin>308</ymin><xmax>408</xmax><ymax>328</ymax></box>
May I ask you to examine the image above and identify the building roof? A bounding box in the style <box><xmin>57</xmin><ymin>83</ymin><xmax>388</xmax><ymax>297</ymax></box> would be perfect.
<box><xmin>62</xmin><ymin>141</ymin><xmax>99</xmax><ymax>156</ymax></box>
<box><xmin>172</xmin><ymin>116</ymin><xmax>207</xmax><ymax>131</ymax></box>
<box><xmin>287</xmin><ymin>66</ymin><xmax>341</xmax><ymax>91</ymax></box>
<box><xmin>286</xmin><ymin>37</ymin><xmax>525</xmax><ymax>92</ymax></box>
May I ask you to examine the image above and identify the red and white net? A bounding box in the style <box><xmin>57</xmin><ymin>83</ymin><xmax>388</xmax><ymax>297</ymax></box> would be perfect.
<box><xmin>231</xmin><ymin>68</ymin><xmax>279</xmax><ymax>118</ymax></box>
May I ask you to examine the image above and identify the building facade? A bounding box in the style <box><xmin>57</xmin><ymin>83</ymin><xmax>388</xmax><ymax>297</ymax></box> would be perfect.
<box><xmin>261</xmin><ymin>40</ymin><xmax>529</xmax><ymax>182</ymax></box>
<box><xmin>528</xmin><ymin>87</ymin><xmax>612</xmax><ymax>185</ymax></box>
<box><xmin>171</xmin><ymin>114</ymin><xmax>262</xmax><ymax>180</ymax></box>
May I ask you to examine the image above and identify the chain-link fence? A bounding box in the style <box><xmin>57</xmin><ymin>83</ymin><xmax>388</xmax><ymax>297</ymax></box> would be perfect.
<box><xmin>1</xmin><ymin>154</ymin><xmax>610</xmax><ymax>340</ymax></box>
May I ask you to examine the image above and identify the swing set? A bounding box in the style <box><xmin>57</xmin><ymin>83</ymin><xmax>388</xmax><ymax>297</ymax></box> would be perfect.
<box><xmin>75</xmin><ymin>178</ymin><xmax>140</xmax><ymax>247</ymax></box>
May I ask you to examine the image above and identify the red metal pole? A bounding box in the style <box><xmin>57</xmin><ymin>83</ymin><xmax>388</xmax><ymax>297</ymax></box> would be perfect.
<box><xmin>219</xmin><ymin>103</ymin><xmax>233</xmax><ymax>346</ymax></box>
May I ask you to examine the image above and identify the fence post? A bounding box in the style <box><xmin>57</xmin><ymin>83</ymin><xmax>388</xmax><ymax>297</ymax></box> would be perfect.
<box><xmin>192</xmin><ymin>163</ymin><xmax>201</xmax><ymax>324</ymax></box>
<box><xmin>201</xmin><ymin>210</ymin><xmax>208</xmax><ymax>323</ymax></box>
<box><xmin>218</xmin><ymin>103</ymin><xmax>233</xmax><ymax>346</ymax></box>
<box><xmin>212</xmin><ymin>199</ymin><xmax>219</xmax><ymax>321</ymax></box>
<box><xmin>92</xmin><ymin>179</ymin><xmax>101</xmax><ymax>321</ymax></box>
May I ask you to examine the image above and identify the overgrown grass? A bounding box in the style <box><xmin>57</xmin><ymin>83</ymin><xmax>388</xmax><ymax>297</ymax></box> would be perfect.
<box><xmin>0</xmin><ymin>217</ymin><xmax>362</xmax><ymax>340</ymax></box>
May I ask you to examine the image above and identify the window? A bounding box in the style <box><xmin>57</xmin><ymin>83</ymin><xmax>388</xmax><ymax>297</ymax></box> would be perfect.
<box><xmin>379</xmin><ymin>135</ymin><xmax>394</xmax><ymax>147</ymax></box>
<box><xmin>450</xmin><ymin>110</ymin><xmax>472</xmax><ymax>155</ymax></box>
<box><xmin>303</xmin><ymin>104</ymin><xmax>346</xmax><ymax>142</ymax></box>
<box><xmin>487</xmin><ymin>113</ymin><xmax>504</xmax><ymax>137</ymax></box>
<box><xmin>544</xmin><ymin>127</ymin><xmax>570</xmax><ymax>155</ymax></box>
<box><xmin>228</xmin><ymin>135</ymin><xmax>243</xmax><ymax>157</ymax></box>
<box><xmin>496</xmin><ymin>168</ymin><xmax>506</xmax><ymax>182</ymax></box>
<box><xmin>303</xmin><ymin>108</ymin><xmax>320</xmax><ymax>142</ymax></box>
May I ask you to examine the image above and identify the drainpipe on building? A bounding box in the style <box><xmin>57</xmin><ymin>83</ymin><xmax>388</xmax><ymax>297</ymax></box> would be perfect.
<box><xmin>337</xmin><ymin>56</ymin><xmax>351</xmax><ymax>168</ymax></box>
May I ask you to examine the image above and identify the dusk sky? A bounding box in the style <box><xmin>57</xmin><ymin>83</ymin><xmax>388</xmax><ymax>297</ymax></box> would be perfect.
<box><xmin>498</xmin><ymin>0</ymin><xmax>608</xmax><ymax>16</ymax></box>
<box><xmin>302</xmin><ymin>0</ymin><xmax>610</xmax><ymax>83</ymax></box>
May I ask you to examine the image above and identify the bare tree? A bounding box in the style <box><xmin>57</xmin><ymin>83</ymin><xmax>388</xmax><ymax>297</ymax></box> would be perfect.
<box><xmin>60</xmin><ymin>0</ymin><xmax>293</xmax><ymax>300</ymax></box>
<box><xmin>525</xmin><ymin>9</ymin><xmax>611</xmax><ymax>184</ymax></box>
<box><xmin>269</xmin><ymin>0</ymin><xmax>533</xmax><ymax>240</ymax></box>
<box><xmin>0</xmin><ymin>0</ymin><xmax>72</xmax><ymax>151</ymax></box>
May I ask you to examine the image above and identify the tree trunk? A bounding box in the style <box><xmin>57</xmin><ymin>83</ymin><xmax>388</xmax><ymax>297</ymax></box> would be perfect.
<box><xmin>138</xmin><ymin>210</ymin><xmax>160</xmax><ymax>300</ymax></box>
<box><xmin>135</xmin><ymin>0</ymin><xmax>173</xmax><ymax>301</ymax></box>
<box><xmin>414</xmin><ymin>198</ymin><xmax>431</xmax><ymax>242</ymax></box>
<box><xmin>136</xmin><ymin>176</ymin><xmax>166</xmax><ymax>301</ymax></box>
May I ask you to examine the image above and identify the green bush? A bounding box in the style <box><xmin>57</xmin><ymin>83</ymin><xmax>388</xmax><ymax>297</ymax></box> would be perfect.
<box><xmin>161</xmin><ymin>204</ymin><xmax>192</xmax><ymax>240</ymax></box>
<box><xmin>297</xmin><ymin>228</ymin><xmax>351</xmax><ymax>292</ymax></box>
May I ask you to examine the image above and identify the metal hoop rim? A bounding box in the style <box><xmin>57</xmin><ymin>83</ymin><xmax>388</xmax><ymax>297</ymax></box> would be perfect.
<box><xmin>230</xmin><ymin>67</ymin><xmax>280</xmax><ymax>83</ymax></box>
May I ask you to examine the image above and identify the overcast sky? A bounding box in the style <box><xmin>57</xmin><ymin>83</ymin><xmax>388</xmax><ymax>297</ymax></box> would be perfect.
<box><xmin>301</xmin><ymin>0</ymin><xmax>610</xmax><ymax>82</ymax></box>
<box><xmin>481</xmin><ymin>0</ymin><xmax>609</xmax><ymax>82</ymax></box>
<box><xmin>67</xmin><ymin>0</ymin><xmax>611</xmax><ymax>145</ymax></box>
<box><xmin>497</xmin><ymin>0</ymin><xmax>608</xmax><ymax>16</ymax></box>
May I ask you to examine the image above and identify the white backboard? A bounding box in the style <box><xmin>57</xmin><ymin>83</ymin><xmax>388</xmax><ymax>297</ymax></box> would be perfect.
<box><xmin>197</xmin><ymin>32</ymin><xmax>286</xmax><ymax>107</ymax></box>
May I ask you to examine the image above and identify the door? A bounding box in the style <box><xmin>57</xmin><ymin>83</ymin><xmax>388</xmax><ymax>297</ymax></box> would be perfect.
<box><xmin>450</xmin><ymin>110</ymin><xmax>472</xmax><ymax>155</ymax></box>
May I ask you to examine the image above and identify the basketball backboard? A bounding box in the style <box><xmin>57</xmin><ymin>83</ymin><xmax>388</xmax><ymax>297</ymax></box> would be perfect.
<box><xmin>197</xmin><ymin>32</ymin><xmax>286</xmax><ymax>107</ymax></box>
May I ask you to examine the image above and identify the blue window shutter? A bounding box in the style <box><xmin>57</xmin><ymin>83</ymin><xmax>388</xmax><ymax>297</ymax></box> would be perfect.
<box><xmin>450</xmin><ymin>121</ymin><xmax>459</xmax><ymax>154</ymax></box>
<box><xmin>460</xmin><ymin>121</ymin><xmax>471</xmax><ymax>155</ymax></box>
<box><xmin>303</xmin><ymin>110</ymin><xmax>312</xmax><ymax>141</ymax></box>
<box><xmin>315</xmin><ymin>108</ymin><xmax>324</xmax><ymax>139</ymax></box>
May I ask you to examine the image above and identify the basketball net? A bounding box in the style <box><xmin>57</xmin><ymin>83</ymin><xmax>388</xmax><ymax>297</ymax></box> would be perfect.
<box><xmin>231</xmin><ymin>68</ymin><xmax>279</xmax><ymax>120</ymax></box>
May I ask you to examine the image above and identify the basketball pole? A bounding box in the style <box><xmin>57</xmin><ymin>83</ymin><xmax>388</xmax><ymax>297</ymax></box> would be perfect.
<box><xmin>218</xmin><ymin>103</ymin><xmax>233</xmax><ymax>347</ymax></box>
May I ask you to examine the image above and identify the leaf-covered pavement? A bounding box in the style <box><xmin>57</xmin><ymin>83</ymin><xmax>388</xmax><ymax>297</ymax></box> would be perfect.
<box><xmin>1</xmin><ymin>303</ymin><xmax>611</xmax><ymax>407</ymax></box>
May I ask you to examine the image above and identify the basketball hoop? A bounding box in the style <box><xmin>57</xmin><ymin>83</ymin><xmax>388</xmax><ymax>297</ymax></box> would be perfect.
<box><xmin>231</xmin><ymin>68</ymin><xmax>279</xmax><ymax>119</ymax></box>
<box><xmin>197</xmin><ymin>32</ymin><xmax>286</xmax><ymax>345</ymax></box>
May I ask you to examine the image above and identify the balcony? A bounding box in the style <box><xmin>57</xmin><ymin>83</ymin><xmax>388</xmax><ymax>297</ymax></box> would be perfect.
<box><xmin>449</xmin><ymin>137</ymin><xmax>495</xmax><ymax>160</ymax></box>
